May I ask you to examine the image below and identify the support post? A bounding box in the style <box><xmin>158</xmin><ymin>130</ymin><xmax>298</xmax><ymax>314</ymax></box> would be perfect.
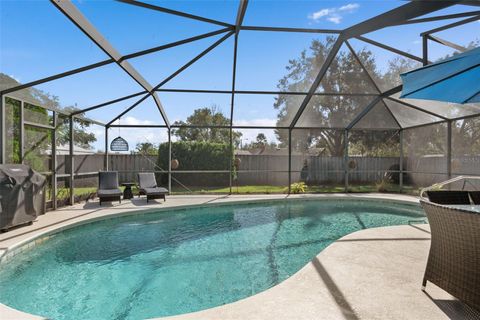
<box><xmin>52</xmin><ymin>111</ymin><xmax>57</xmax><ymax>210</ymax></box>
<box><xmin>19</xmin><ymin>100</ymin><xmax>24</xmax><ymax>162</ymax></box>
<box><xmin>288</xmin><ymin>128</ymin><xmax>292</xmax><ymax>194</ymax></box>
<box><xmin>69</xmin><ymin>116</ymin><xmax>74</xmax><ymax>205</ymax></box>
<box><xmin>168</xmin><ymin>128</ymin><xmax>172</xmax><ymax>193</ymax></box>
<box><xmin>344</xmin><ymin>129</ymin><xmax>349</xmax><ymax>193</ymax></box>
<box><xmin>104</xmin><ymin>126</ymin><xmax>109</xmax><ymax>170</ymax></box>
<box><xmin>447</xmin><ymin>120</ymin><xmax>452</xmax><ymax>181</ymax></box>
<box><xmin>399</xmin><ymin>130</ymin><xmax>404</xmax><ymax>193</ymax></box>
<box><xmin>1</xmin><ymin>95</ymin><xmax>5</xmax><ymax>164</ymax></box>
<box><xmin>422</xmin><ymin>35</ymin><xmax>429</xmax><ymax>66</ymax></box>
<box><xmin>229</xmin><ymin>128</ymin><xmax>233</xmax><ymax>195</ymax></box>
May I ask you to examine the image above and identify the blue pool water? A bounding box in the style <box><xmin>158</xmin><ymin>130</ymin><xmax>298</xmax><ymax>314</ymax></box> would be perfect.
<box><xmin>0</xmin><ymin>199</ymin><xmax>424</xmax><ymax>320</ymax></box>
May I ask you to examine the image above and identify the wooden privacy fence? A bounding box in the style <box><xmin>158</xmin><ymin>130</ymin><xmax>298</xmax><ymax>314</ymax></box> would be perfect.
<box><xmin>56</xmin><ymin>153</ymin><xmax>480</xmax><ymax>188</ymax></box>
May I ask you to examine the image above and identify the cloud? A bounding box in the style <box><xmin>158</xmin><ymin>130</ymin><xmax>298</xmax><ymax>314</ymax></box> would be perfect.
<box><xmin>310</xmin><ymin>8</ymin><xmax>332</xmax><ymax>20</ymax></box>
<box><xmin>327</xmin><ymin>15</ymin><xmax>342</xmax><ymax>24</ymax></box>
<box><xmin>111</xmin><ymin>116</ymin><xmax>155</xmax><ymax>126</ymax></box>
<box><xmin>86</xmin><ymin>116</ymin><xmax>168</xmax><ymax>153</ymax></box>
<box><xmin>339</xmin><ymin>3</ymin><xmax>359</xmax><ymax>12</ymax></box>
<box><xmin>232</xmin><ymin>118</ymin><xmax>280</xmax><ymax>144</ymax></box>
<box><xmin>308</xmin><ymin>3</ymin><xmax>359</xmax><ymax>24</ymax></box>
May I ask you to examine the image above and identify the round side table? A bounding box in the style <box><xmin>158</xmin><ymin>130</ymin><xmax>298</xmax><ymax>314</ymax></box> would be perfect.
<box><xmin>121</xmin><ymin>182</ymin><xmax>135</xmax><ymax>200</ymax></box>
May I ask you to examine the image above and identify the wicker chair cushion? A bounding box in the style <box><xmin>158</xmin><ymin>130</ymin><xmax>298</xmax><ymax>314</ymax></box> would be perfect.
<box><xmin>425</xmin><ymin>190</ymin><xmax>471</xmax><ymax>205</ymax></box>
<box><xmin>469</xmin><ymin>191</ymin><xmax>480</xmax><ymax>205</ymax></box>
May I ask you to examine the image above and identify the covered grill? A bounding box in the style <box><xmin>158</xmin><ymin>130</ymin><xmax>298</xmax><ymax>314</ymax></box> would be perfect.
<box><xmin>0</xmin><ymin>164</ymin><xmax>46</xmax><ymax>231</ymax></box>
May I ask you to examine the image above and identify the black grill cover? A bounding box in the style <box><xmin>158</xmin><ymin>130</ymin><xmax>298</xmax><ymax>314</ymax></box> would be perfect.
<box><xmin>0</xmin><ymin>164</ymin><xmax>46</xmax><ymax>230</ymax></box>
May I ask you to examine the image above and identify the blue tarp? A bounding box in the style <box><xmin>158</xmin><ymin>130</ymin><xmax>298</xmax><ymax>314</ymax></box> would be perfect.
<box><xmin>400</xmin><ymin>46</ymin><xmax>480</xmax><ymax>104</ymax></box>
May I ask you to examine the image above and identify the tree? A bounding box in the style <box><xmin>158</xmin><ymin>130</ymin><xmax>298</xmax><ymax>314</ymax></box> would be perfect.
<box><xmin>135</xmin><ymin>142</ymin><xmax>157</xmax><ymax>155</ymax></box>
<box><xmin>273</xmin><ymin>37</ymin><xmax>419</xmax><ymax>156</ymax></box>
<box><xmin>255</xmin><ymin>133</ymin><xmax>267</xmax><ymax>145</ymax></box>
<box><xmin>55</xmin><ymin>106</ymin><xmax>97</xmax><ymax>150</ymax></box>
<box><xmin>0</xmin><ymin>73</ymin><xmax>97</xmax><ymax>150</ymax></box>
<box><xmin>241</xmin><ymin>133</ymin><xmax>279</xmax><ymax>150</ymax></box>
<box><xmin>172</xmin><ymin>105</ymin><xmax>242</xmax><ymax>146</ymax></box>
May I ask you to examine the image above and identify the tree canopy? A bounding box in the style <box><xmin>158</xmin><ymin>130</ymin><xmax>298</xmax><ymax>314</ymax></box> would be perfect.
<box><xmin>172</xmin><ymin>106</ymin><xmax>242</xmax><ymax>146</ymax></box>
<box><xmin>1</xmin><ymin>73</ymin><xmax>97</xmax><ymax>150</ymax></box>
<box><xmin>273</xmin><ymin>36</ymin><xmax>418</xmax><ymax>156</ymax></box>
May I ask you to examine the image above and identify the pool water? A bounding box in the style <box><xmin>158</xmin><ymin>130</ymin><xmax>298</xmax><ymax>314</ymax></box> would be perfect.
<box><xmin>0</xmin><ymin>199</ymin><xmax>424</xmax><ymax>320</ymax></box>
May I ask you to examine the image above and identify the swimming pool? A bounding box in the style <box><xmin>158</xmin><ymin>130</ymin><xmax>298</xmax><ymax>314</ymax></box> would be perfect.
<box><xmin>0</xmin><ymin>198</ymin><xmax>424</xmax><ymax>320</ymax></box>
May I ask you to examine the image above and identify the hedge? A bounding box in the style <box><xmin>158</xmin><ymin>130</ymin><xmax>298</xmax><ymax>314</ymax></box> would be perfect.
<box><xmin>157</xmin><ymin>141</ymin><xmax>232</xmax><ymax>187</ymax></box>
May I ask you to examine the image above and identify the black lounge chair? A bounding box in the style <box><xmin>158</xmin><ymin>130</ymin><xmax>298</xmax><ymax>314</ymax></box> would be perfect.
<box><xmin>98</xmin><ymin>171</ymin><xmax>122</xmax><ymax>205</ymax></box>
<box><xmin>138</xmin><ymin>172</ymin><xmax>168</xmax><ymax>203</ymax></box>
<box><xmin>425</xmin><ymin>190</ymin><xmax>471</xmax><ymax>205</ymax></box>
<box><xmin>469</xmin><ymin>191</ymin><xmax>480</xmax><ymax>205</ymax></box>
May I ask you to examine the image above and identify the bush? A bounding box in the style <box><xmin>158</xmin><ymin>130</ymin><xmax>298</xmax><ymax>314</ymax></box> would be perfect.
<box><xmin>157</xmin><ymin>141</ymin><xmax>232</xmax><ymax>187</ymax></box>
<box><xmin>288</xmin><ymin>182</ymin><xmax>307</xmax><ymax>194</ymax></box>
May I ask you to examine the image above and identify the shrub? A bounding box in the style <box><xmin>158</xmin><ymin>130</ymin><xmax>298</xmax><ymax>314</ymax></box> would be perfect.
<box><xmin>157</xmin><ymin>141</ymin><xmax>232</xmax><ymax>187</ymax></box>
<box><xmin>288</xmin><ymin>182</ymin><xmax>307</xmax><ymax>194</ymax></box>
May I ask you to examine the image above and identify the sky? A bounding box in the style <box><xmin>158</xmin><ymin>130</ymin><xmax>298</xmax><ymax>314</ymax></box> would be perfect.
<box><xmin>1</xmin><ymin>0</ymin><xmax>479</xmax><ymax>152</ymax></box>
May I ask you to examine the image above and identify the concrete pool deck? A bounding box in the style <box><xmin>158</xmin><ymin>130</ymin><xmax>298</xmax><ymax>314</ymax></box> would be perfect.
<box><xmin>0</xmin><ymin>194</ymin><xmax>478</xmax><ymax>320</ymax></box>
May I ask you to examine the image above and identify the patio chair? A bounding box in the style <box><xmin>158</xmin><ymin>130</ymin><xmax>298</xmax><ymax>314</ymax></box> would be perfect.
<box><xmin>97</xmin><ymin>171</ymin><xmax>122</xmax><ymax>205</ymax></box>
<box><xmin>420</xmin><ymin>200</ymin><xmax>480</xmax><ymax>311</ymax></box>
<box><xmin>469</xmin><ymin>191</ymin><xmax>480</xmax><ymax>205</ymax></box>
<box><xmin>425</xmin><ymin>190</ymin><xmax>471</xmax><ymax>205</ymax></box>
<box><xmin>137</xmin><ymin>172</ymin><xmax>168</xmax><ymax>203</ymax></box>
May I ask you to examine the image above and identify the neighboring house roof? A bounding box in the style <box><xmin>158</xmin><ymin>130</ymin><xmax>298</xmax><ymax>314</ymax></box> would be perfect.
<box><xmin>235</xmin><ymin>147</ymin><xmax>326</xmax><ymax>156</ymax></box>
<box><xmin>45</xmin><ymin>144</ymin><xmax>96</xmax><ymax>155</ymax></box>
<box><xmin>234</xmin><ymin>149</ymin><xmax>253</xmax><ymax>155</ymax></box>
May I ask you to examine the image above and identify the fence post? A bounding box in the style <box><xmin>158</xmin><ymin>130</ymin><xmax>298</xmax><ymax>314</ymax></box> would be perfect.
<box><xmin>52</xmin><ymin>111</ymin><xmax>58</xmax><ymax>210</ymax></box>
<box><xmin>447</xmin><ymin>120</ymin><xmax>452</xmax><ymax>181</ymax></box>
<box><xmin>69</xmin><ymin>115</ymin><xmax>74</xmax><ymax>205</ymax></box>
<box><xmin>19</xmin><ymin>100</ymin><xmax>24</xmax><ymax>162</ymax></box>
<box><xmin>0</xmin><ymin>95</ymin><xmax>3</xmax><ymax>164</ymax></box>
<box><xmin>344</xmin><ymin>129</ymin><xmax>349</xmax><ymax>192</ymax></box>
<box><xmin>229</xmin><ymin>127</ymin><xmax>233</xmax><ymax>195</ymax></box>
<box><xmin>168</xmin><ymin>128</ymin><xmax>172</xmax><ymax>193</ymax></box>
<box><xmin>288</xmin><ymin>128</ymin><xmax>292</xmax><ymax>194</ymax></box>
<box><xmin>399</xmin><ymin>129</ymin><xmax>403</xmax><ymax>193</ymax></box>
<box><xmin>104</xmin><ymin>126</ymin><xmax>109</xmax><ymax>170</ymax></box>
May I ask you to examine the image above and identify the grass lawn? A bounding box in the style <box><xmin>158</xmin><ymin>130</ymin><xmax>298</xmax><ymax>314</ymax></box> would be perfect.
<box><xmin>49</xmin><ymin>184</ymin><xmax>420</xmax><ymax>203</ymax></box>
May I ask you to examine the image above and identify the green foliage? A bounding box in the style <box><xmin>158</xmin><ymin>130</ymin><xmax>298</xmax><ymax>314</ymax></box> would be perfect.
<box><xmin>157</xmin><ymin>141</ymin><xmax>232</xmax><ymax>187</ymax></box>
<box><xmin>1</xmin><ymin>75</ymin><xmax>98</xmax><ymax>174</ymax></box>
<box><xmin>172</xmin><ymin>106</ymin><xmax>242</xmax><ymax>146</ymax></box>
<box><xmin>349</xmin><ymin>130</ymin><xmax>400</xmax><ymax>157</ymax></box>
<box><xmin>273</xmin><ymin>37</ymin><xmax>421</xmax><ymax>156</ymax></box>
<box><xmin>158</xmin><ymin>141</ymin><xmax>231</xmax><ymax>170</ymax></box>
<box><xmin>288</xmin><ymin>182</ymin><xmax>307</xmax><ymax>194</ymax></box>
<box><xmin>57</xmin><ymin>107</ymin><xmax>96</xmax><ymax>149</ymax></box>
<box><xmin>134</xmin><ymin>142</ymin><xmax>158</xmax><ymax>155</ymax></box>
<box><xmin>375</xmin><ymin>177</ymin><xmax>391</xmax><ymax>193</ymax></box>
<box><xmin>240</xmin><ymin>133</ymin><xmax>280</xmax><ymax>150</ymax></box>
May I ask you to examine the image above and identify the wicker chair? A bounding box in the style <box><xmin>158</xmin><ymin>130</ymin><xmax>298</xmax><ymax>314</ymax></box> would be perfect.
<box><xmin>420</xmin><ymin>200</ymin><xmax>480</xmax><ymax>311</ymax></box>
<box><xmin>425</xmin><ymin>190</ymin><xmax>471</xmax><ymax>205</ymax></box>
<box><xmin>469</xmin><ymin>191</ymin><xmax>480</xmax><ymax>205</ymax></box>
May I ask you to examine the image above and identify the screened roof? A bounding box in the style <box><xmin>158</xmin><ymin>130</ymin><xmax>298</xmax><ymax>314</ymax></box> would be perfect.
<box><xmin>1</xmin><ymin>0</ymin><xmax>479</xmax><ymax>131</ymax></box>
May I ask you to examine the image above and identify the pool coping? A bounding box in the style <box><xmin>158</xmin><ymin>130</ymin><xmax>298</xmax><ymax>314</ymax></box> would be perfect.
<box><xmin>2</xmin><ymin>193</ymin><xmax>459</xmax><ymax>320</ymax></box>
